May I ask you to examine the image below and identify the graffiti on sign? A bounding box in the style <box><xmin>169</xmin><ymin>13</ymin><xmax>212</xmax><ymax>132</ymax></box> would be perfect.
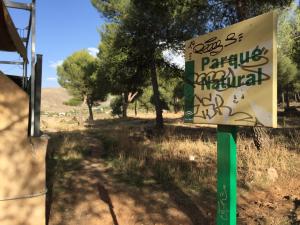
<box><xmin>218</xmin><ymin>184</ymin><xmax>229</xmax><ymax>221</ymax></box>
<box><xmin>184</xmin><ymin>12</ymin><xmax>277</xmax><ymax>127</ymax></box>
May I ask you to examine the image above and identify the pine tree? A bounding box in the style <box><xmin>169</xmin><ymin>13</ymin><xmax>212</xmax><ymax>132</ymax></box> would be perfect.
<box><xmin>57</xmin><ymin>50</ymin><xmax>108</xmax><ymax>121</ymax></box>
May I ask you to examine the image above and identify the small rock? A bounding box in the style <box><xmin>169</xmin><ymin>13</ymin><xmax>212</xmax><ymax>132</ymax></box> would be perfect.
<box><xmin>189</xmin><ymin>155</ymin><xmax>196</xmax><ymax>161</ymax></box>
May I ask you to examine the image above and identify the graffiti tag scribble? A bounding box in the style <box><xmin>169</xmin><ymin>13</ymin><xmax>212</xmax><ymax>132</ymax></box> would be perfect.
<box><xmin>194</xmin><ymin>94</ymin><xmax>254</xmax><ymax>123</ymax></box>
<box><xmin>187</xmin><ymin>32</ymin><xmax>244</xmax><ymax>57</ymax></box>
<box><xmin>218</xmin><ymin>185</ymin><xmax>229</xmax><ymax>221</ymax></box>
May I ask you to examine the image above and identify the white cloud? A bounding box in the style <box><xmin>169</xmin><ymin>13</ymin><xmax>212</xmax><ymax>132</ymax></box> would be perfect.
<box><xmin>87</xmin><ymin>47</ymin><xmax>99</xmax><ymax>57</ymax></box>
<box><xmin>47</xmin><ymin>77</ymin><xmax>57</xmax><ymax>81</ymax></box>
<box><xmin>162</xmin><ymin>49</ymin><xmax>185</xmax><ymax>69</ymax></box>
<box><xmin>49</xmin><ymin>60</ymin><xmax>63</xmax><ymax>69</ymax></box>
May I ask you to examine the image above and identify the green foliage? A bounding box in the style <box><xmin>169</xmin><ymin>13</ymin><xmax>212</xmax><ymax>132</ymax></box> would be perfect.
<box><xmin>278</xmin><ymin>54</ymin><xmax>297</xmax><ymax>87</ymax></box>
<box><xmin>173</xmin><ymin>81</ymin><xmax>184</xmax><ymax>99</ymax></box>
<box><xmin>110</xmin><ymin>96</ymin><xmax>123</xmax><ymax>117</ymax></box>
<box><xmin>57</xmin><ymin>50</ymin><xmax>109</xmax><ymax>120</ymax></box>
<box><xmin>136</xmin><ymin>86</ymin><xmax>154</xmax><ymax>112</ymax></box>
<box><xmin>172</xmin><ymin>81</ymin><xmax>185</xmax><ymax>112</ymax></box>
<box><xmin>206</xmin><ymin>0</ymin><xmax>292</xmax><ymax>31</ymax></box>
<box><xmin>150</xmin><ymin>95</ymin><xmax>169</xmax><ymax>111</ymax></box>
<box><xmin>97</xmin><ymin>22</ymin><xmax>148</xmax><ymax>116</ymax></box>
<box><xmin>57</xmin><ymin>50</ymin><xmax>108</xmax><ymax>103</ymax></box>
<box><xmin>158</xmin><ymin>77</ymin><xmax>179</xmax><ymax>111</ymax></box>
<box><xmin>93</xmin><ymin>0</ymin><xmax>209</xmax><ymax>127</ymax></box>
<box><xmin>63</xmin><ymin>97</ymin><xmax>82</xmax><ymax>107</ymax></box>
<box><xmin>277</xmin><ymin>4</ymin><xmax>300</xmax><ymax>95</ymax></box>
<box><xmin>91</xmin><ymin>0</ymin><xmax>129</xmax><ymax>22</ymax></box>
<box><xmin>278</xmin><ymin>3</ymin><xmax>300</xmax><ymax>57</ymax></box>
<box><xmin>137</xmin><ymin>77</ymin><xmax>184</xmax><ymax>113</ymax></box>
<box><xmin>58</xmin><ymin>51</ymin><xmax>97</xmax><ymax>98</ymax></box>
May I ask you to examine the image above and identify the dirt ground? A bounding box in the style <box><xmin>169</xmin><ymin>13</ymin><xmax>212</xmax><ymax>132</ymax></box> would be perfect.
<box><xmin>48</xmin><ymin>160</ymin><xmax>194</xmax><ymax>225</ymax></box>
<box><xmin>47</xmin><ymin>136</ymin><xmax>194</xmax><ymax>225</ymax></box>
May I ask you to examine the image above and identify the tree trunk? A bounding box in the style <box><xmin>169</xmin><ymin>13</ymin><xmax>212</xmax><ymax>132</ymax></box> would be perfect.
<box><xmin>87</xmin><ymin>97</ymin><xmax>94</xmax><ymax>121</ymax></box>
<box><xmin>79</xmin><ymin>96</ymin><xmax>87</xmax><ymax>125</ymax></box>
<box><xmin>174</xmin><ymin>97</ymin><xmax>180</xmax><ymax>114</ymax></box>
<box><xmin>252</xmin><ymin>126</ymin><xmax>269</xmax><ymax>151</ymax></box>
<box><xmin>282</xmin><ymin>92</ymin><xmax>285</xmax><ymax>108</ymax></box>
<box><xmin>173</xmin><ymin>97</ymin><xmax>177</xmax><ymax>113</ymax></box>
<box><xmin>135</xmin><ymin>101</ymin><xmax>137</xmax><ymax>116</ymax></box>
<box><xmin>122</xmin><ymin>92</ymin><xmax>128</xmax><ymax>118</ymax></box>
<box><xmin>150</xmin><ymin>58</ymin><xmax>163</xmax><ymax>129</ymax></box>
<box><xmin>122</xmin><ymin>103</ymin><xmax>128</xmax><ymax>118</ymax></box>
<box><xmin>285</xmin><ymin>85</ymin><xmax>290</xmax><ymax>109</ymax></box>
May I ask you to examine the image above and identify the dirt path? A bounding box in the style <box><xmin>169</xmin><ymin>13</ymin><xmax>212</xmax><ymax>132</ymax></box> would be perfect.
<box><xmin>47</xmin><ymin>138</ymin><xmax>194</xmax><ymax>225</ymax></box>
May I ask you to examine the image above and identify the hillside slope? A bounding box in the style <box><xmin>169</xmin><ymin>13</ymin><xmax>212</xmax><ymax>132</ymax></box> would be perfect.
<box><xmin>41</xmin><ymin>88</ymin><xmax>74</xmax><ymax>113</ymax></box>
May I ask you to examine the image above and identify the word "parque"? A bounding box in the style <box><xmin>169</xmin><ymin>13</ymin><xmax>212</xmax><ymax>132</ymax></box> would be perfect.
<box><xmin>201</xmin><ymin>46</ymin><xmax>268</xmax><ymax>71</ymax></box>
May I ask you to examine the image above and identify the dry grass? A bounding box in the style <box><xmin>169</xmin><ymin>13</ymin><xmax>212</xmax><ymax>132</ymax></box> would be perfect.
<box><xmin>96</xmin><ymin>124</ymin><xmax>299</xmax><ymax>190</ymax></box>
<box><xmin>238</xmin><ymin>130</ymin><xmax>300</xmax><ymax>189</ymax></box>
<box><xmin>44</xmin><ymin>111</ymin><xmax>300</xmax><ymax>224</ymax></box>
<box><xmin>43</xmin><ymin>111</ymin><xmax>300</xmax><ymax>191</ymax></box>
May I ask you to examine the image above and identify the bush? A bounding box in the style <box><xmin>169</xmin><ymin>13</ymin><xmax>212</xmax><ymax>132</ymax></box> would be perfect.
<box><xmin>110</xmin><ymin>96</ymin><xmax>123</xmax><ymax>117</ymax></box>
<box><xmin>63</xmin><ymin>97</ymin><xmax>82</xmax><ymax>106</ymax></box>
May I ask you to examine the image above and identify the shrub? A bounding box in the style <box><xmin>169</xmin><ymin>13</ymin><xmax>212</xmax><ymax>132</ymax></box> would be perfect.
<box><xmin>63</xmin><ymin>97</ymin><xmax>82</xmax><ymax>106</ymax></box>
<box><xmin>110</xmin><ymin>96</ymin><xmax>123</xmax><ymax>117</ymax></box>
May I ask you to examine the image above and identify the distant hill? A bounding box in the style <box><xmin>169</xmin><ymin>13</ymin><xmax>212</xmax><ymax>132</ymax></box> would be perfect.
<box><xmin>41</xmin><ymin>88</ymin><xmax>113</xmax><ymax>113</ymax></box>
<box><xmin>41</xmin><ymin>88</ymin><xmax>74</xmax><ymax>113</ymax></box>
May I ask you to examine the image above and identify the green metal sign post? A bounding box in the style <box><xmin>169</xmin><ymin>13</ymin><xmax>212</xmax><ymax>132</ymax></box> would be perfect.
<box><xmin>217</xmin><ymin>125</ymin><xmax>237</xmax><ymax>225</ymax></box>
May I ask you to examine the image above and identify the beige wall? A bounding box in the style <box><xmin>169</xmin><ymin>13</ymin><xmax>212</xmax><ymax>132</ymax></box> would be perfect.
<box><xmin>0</xmin><ymin>73</ymin><xmax>47</xmax><ymax>225</ymax></box>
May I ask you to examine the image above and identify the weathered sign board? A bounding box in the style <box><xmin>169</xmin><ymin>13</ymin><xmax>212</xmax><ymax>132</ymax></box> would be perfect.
<box><xmin>184</xmin><ymin>11</ymin><xmax>277</xmax><ymax>128</ymax></box>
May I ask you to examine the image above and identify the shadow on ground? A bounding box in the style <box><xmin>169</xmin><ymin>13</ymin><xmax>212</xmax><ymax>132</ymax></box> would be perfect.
<box><xmin>45</xmin><ymin>117</ymin><xmax>219</xmax><ymax>225</ymax></box>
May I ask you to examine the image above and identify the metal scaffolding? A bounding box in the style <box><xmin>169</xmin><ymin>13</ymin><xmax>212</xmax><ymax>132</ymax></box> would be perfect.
<box><xmin>1</xmin><ymin>0</ymin><xmax>35</xmax><ymax>88</ymax></box>
<box><xmin>1</xmin><ymin>0</ymin><xmax>40</xmax><ymax>137</ymax></box>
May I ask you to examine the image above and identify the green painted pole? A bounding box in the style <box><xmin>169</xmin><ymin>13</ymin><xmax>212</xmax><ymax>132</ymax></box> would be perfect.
<box><xmin>217</xmin><ymin>125</ymin><xmax>237</xmax><ymax>225</ymax></box>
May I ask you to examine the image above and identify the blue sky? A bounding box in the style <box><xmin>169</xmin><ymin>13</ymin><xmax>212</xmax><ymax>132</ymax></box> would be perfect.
<box><xmin>0</xmin><ymin>0</ymin><xmax>104</xmax><ymax>87</ymax></box>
